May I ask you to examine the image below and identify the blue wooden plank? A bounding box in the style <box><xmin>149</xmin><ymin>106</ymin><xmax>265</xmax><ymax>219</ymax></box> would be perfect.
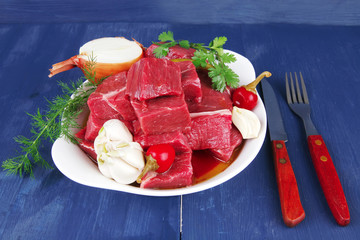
<box><xmin>1</xmin><ymin>22</ymin><xmax>360</xmax><ymax>240</ymax></box>
<box><xmin>1</xmin><ymin>0</ymin><xmax>360</xmax><ymax>25</ymax></box>
<box><xmin>181</xmin><ymin>24</ymin><xmax>360</xmax><ymax>239</ymax></box>
<box><xmin>0</xmin><ymin>23</ymin><xmax>180</xmax><ymax>240</ymax></box>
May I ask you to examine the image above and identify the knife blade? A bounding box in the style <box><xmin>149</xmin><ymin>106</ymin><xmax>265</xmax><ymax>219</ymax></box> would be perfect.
<box><xmin>261</xmin><ymin>79</ymin><xmax>305</xmax><ymax>227</ymax></box>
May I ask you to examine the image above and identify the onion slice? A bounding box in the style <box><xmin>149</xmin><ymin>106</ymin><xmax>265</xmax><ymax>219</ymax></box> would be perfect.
<box><xmin>48</xmin><ymin>37</ymin><xmax>144</xmax><ymax>84</ymax></box>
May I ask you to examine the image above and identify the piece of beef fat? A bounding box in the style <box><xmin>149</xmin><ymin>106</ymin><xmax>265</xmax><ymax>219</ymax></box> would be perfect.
<box><xmin>209</xmin><ymin>125</ymin><xmax>243</xmax><ymax>162</ymax></box>
<box><xmin>87</xmin><ymin>71</ymin><xmax>136</xmax><ymax>121</ymax></box>
<box><xmin>131</xmin><ymin>94</ymin><xmax>191</xmax><ymax>135</ymax></box>
<box><xmin>140</xmin><ymin>152</ymin><xmax>193</xmax><ymax>189</ymax></box>
<box><xmin>174</xmin><ymin>61</ymin><xmax>202</xmax><ymax>103</ymax></box>
<box><xmin>146</xmin><ymin>44</ymin><xmax>196</xmax><ymax>60</ymax></box>
<box><xmin>126</xmin><ymin>58</ymin><xmax>183</xmax><ymax>101</ymax></box>
<box><xmin>185</xmin><ymin>109</ymin><xmax>232</xmax><ymax>150</ymax></box>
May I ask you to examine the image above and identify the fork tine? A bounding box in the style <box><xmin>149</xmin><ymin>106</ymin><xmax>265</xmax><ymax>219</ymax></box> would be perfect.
<box><xmin>299</xmin><ymin>72</ymin><xmax>309</xmax><ymax>104</ymax></box>
<box><xmin>285</xmin><ymin>73</ymin><xmax>292</xmax><ymax>104</ymax></box>
<box><xmin>289</xmin><ymin>72</ymin><xmax>298</xmax><ymax>103</ymax></box>
<box><xmin>294</xmin><ymin>72</ymin><xmax>303</xmax><ymax>103</ymax></box>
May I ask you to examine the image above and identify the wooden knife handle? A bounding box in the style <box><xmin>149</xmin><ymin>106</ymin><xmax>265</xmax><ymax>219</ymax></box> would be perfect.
<box><xmin>307</xmin><ymin>135</ymin><xmax>350</xmax><ymax>226</ymax></box>
<box><xmin>272</xmin><ymin>140</ymin><xmax>305</xmax><ymax>227</ymax></box>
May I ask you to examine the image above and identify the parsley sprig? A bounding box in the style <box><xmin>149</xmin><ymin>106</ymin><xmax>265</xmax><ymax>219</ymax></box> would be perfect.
<box><xmin>153</xmin><ymin>31</ymin><xmax>240</xmax><ymax>92</ymax></box>
<box><xmin>152</xmin><ymin>31</ymin><xmax>191</xmax><ymax>58</ymax></box>
<box><xmin>2</xmin><ymin>59</ymin><xmax>101</xmax><ymax>177</ymax></box>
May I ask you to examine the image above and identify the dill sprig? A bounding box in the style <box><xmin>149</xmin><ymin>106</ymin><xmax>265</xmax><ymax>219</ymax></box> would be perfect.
<box><xmin>2</xmin><ymin>57</ymin><xmax>101</xmax><ymax>177</ymax></box>
<box><xmin>154</xmin><ymin>31</ymin><xmax>240</xmax><ymax>92</ymax></box>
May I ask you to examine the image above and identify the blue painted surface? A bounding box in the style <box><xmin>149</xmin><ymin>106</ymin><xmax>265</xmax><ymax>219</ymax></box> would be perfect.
<box><xmin>1</xmin><ymin>5</ymin><xmax>360</xmax><ymax>240</ymax></box>
<box><xmin>1</xmin><ymin>0</ymin><xmax>360</xmax><ymax>25</ymax></box>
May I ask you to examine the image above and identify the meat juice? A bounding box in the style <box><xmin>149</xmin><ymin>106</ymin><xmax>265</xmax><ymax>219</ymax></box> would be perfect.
<box><xmin>191</xmin><ymin>143</ymin><xmax>243</xmax><ymax>184</ymax></box>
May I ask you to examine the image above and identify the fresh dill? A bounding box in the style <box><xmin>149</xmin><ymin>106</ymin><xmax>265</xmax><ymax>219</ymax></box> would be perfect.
<box><xmin>2</xmin><ymin>58</ymin><xmax>101</xmax><ymax>177</ymax></box>
<box><xmin>154</xmin><ymin>31</ymin><xmax>240</xmax><ymax>92</ymax></box>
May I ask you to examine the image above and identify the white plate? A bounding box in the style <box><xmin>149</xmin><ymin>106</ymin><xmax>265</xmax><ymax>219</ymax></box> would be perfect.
<box><xmin>51</xmin><ymin>50</ymin><xmax>267</xmax><ymax>197</ymax></box>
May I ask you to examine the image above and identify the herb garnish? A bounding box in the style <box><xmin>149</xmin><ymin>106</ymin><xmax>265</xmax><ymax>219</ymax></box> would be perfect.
<box><xmin>153</xmin><ymin>31</ymin><xmax>240</xmax><ymax>92</ymax></box>
<box><xmin>2</xmin><ymin>59</ymin><xmax>101</xmax><ymax>177</ymax></box>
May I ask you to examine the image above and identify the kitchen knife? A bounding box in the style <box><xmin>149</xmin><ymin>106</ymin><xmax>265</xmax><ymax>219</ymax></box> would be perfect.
<box><xmin>261</xmin><ymin>79</ymin><xmax>305</xmax><ymax>227</ymax></box>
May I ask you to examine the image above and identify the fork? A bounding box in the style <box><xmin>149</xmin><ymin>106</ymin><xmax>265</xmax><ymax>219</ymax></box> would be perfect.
<box><xmin>285</xmin><ymin>72</ymin><xmax>350</xmax><ymax>226</ymax></box>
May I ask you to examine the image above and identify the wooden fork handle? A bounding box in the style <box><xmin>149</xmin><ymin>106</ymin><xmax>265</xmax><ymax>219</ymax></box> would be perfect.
<box><xmin>272</xmin><ymin>140</ymin><xmax>305</xmax><ymax>227</ymax></box>
<box><xmin>307</xmin><ymin>135</ymin><xmax>350</xmax><ymax>226</ymax></box>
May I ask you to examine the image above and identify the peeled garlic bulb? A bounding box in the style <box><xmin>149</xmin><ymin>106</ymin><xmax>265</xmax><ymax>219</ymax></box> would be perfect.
<box><xmin>94</xmin><ymin>119</ymin><xmax>145</xmax><ymax>184</ymax></box>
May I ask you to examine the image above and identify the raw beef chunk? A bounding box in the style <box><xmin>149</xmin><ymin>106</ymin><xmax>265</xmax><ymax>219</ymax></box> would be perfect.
<box><xmin>175</xmin><ymin>61</ymin><xmax>202</xmax><ymax>103</ymax></box>
<box><xmin>85</xmin><ymin>113</ymin><xmax>133</xmax><ymax>141</ymax></box>
<box><xmin>126</xmin><ymin>58</ymin><xmax>183</xmax><ymax>100</ymax></box>
<box><xmin>185</xmin><ymin>110</ymin><xmax>232</xmax><ymax>150</ymax></box>
<box><xmin>87</xmin><ymin>71</ymin><xmax>136</xmax><ymax>121</ymax></box>
<box><xmin>146</xmin><ymin>44</ymin><xmax>196</xmax><ymax>60</ymax></box>
<box><xmin>186</xmin><ymin>70</ymin><xmax>232</xmax><ymax>113</ymax></box>
<box><xmin>75</xmin><ymin>127</ymin><xmax>97</xmax><ymax>162</ymax></box>
<box><xmin>135</xmin><ymin>131</ymin><xmax>192</xmax><ymax>153</ymax></box>
<box><xmin>135</xmin><ymin>130</ymin><xmax>193</xmax><ymax>189</ymax></box>
<box><xmin>209</xmin><ymin>126</ymin><xmax>243</xmax><ymax>162</ymax></box>
<box><xmin>131</xmin><ymin>94</ymin><xmax>191</xmax><ymax>135</ymax></box>
<box><xmin>140</xmin><ymin>152</ymin><xmax>193</xmax><ymax>189</ymax></box>
<box><xmin>85</xmin><ymin>113</ymin><xmax>107</xmax><ymax>141</ymax></box>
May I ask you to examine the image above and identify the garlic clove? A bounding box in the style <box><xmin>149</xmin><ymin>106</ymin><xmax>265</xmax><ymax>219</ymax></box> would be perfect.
<box><xmin>232</xmin><ymin>106</ymin><xmax>261</xmax><ymax>139</ymax></box>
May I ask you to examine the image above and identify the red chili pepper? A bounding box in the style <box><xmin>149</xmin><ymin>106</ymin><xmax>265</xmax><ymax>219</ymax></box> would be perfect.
<box><xmin>136</xmin><ymin>144</ymin><xmax>175</xmax><ymax>183</ymax></box>
<box><xmin>232</xmin><ymin>71</ymin><xmax>272</xmax><ymax>110</ymax></box>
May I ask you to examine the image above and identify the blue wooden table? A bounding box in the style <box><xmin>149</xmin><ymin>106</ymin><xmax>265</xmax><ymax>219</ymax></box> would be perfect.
<box><xmin>1</xmin><ymin>1</ymin><xmax>360</xmax><ymax>239</ymax></box>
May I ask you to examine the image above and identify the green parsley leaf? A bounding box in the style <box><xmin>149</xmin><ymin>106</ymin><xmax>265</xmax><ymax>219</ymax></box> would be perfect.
<box><xmin>154</xmin><ymin>31</ymin><xmax>240</xmax><ymax>92</ymax></box>
<box><xmin>209</xmin><ymin>36</ymin><xmax>227</xmax><ymax>49</ymax></box>
<box><xmin>221</xmin><ymin>52</ymin><xmax>237</xmax><ymax>63</ymax></box>
<box><xmin>158</xmin><ymin>31</ymin><xmax>175</xmax><ymax>42</ymax></box>
<box><xmin>179</xmin><ymin>40</ymin><xmax>190</xmax><ymax>49</ymax></box>
<box><xmin>153</xmin><ymin>45</ymin><xmax>169</xmax><ymax>58</ymax></box>
<box><xmin>208</xmin><ymin>65</ymin><xmax>227</xmax><ymax>92</ymax></box>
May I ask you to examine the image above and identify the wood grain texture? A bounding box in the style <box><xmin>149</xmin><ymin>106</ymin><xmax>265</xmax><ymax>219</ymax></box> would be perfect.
<box><xmin>0</xmin><ymin>22</ymin><xmax>360</xmax><ymax>239</ymax></box>
<box><xmin>0</xmin><ymin>23</ymin><xmax>180</xmax><ymax>240</ymax></box>
<box><xmin>181</xmin><ymin>24</ymin><xmax>360</xmax><ymax>239</ymax></box>
<box><xmin>0</xmin><ymin>0</ymin><xmax>360</xmax><ymax>25</ymax></box>
<box><xmin>272</xmin><ymin>140</ymin><xmax>305</xmax><ymax>227</ymax></box>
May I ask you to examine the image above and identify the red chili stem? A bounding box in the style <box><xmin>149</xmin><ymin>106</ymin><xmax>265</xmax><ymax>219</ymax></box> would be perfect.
<box><xmin>136</xmin><ymin>155</ymin><xmax>159</xmax><ymax>184</ymax></box>
<box><xmin>245</xmin><ymin>71</ymin><xmax>272</xmax><ymax>93</ymax></box>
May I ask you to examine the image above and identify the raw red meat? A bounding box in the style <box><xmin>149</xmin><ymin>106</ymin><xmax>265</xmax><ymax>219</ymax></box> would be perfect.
<box><xmin>85</xmin><ymin>113</ymin><xmax>107</xmax><ymax>141</ymax></box>
<box><xmin>84</xmin><ymin>113</ymin><xmax>133</xmax><ymax>141</ymax></box>
<box><xmin>131</xmin><ymin>94</ymin><xmax>191</xmax><ymax>135</ymax></box>
<box><xmin>175</xmin><ymin>61</ymin><xmax>202</xmax><ymax>103</ymax></box>
<box><xmin>87</xmin><ymin>71</ymin><xmax>137</xmax><ymax>121</ymax></box>
<box><xmin>209</xmin><ymin>125</ymin><xmax>243</xmax><ymax>162</ymax></box>
<box><xmin>75</xmin><ymin>127</ymin><xmax>97</xmax><ymax>162</ymax></box>
<box><xmin>126</xmin><ymin>58</ymin><xmax>183</xmax><ymax>101</ymax></box>
<box><xmin>135</xmin><ymin>131</ymin><xmax>192</xmax><ymax>153</ymax></box>
<box><xmin>146</xmin><ymin>44</ymin><xmax>196</xmax><ymax>60</ymax></box>
<box><xmin>135</xmin><ymin>131</ymin><xmax>193</xmax><ymax>189</ymax></box>
<box><xmin>185</xmin><ymin>109</ymin><xmax>232</xmax><ymax>150</ymax></box>
<box><xmin>140</xmin><ymin>152</ymin><xmax>193</xmax><ymax>189</ymax></box>
<box><xmin>186</xmin><ymin>70</ymin><xmax>232</xmax><ymax>113</ymax></box>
